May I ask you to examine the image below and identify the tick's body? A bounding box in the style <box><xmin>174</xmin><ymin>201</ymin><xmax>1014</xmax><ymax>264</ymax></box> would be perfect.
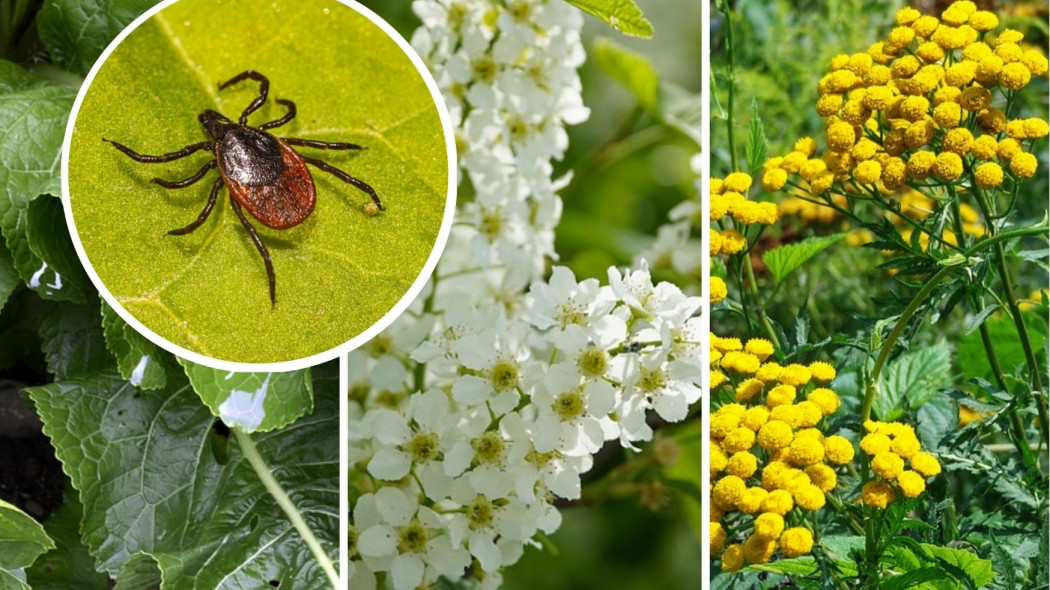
<box><xmin>104</xmin><ymin>70</ymin><xmax>383</xmax><ymax>306</ymax></box>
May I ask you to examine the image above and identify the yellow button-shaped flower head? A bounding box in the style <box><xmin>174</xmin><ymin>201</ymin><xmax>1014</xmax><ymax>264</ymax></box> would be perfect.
<box><xmin>872</xmin><ymin>451</ymin><xmax>906</xmax><ymax>479</ymax></box>
<box><xmin>862</xmin><ymin>480</ymin><xmax>896</xmax><ymax>508</ymax></box>
<box><xmin>780</xmin><ymin>527</ymin><xmax>814</xmax><ymax>557</ymax></box>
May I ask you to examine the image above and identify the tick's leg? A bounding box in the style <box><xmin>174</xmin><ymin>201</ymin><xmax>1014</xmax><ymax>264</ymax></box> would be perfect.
<box><xmin>103</xmin><ymin>139</ymin><xmax>213</xmax><ymax>163</ymax></box>
<box><xmin>259</xmin><ymin>99</ymin><xmax>296</xmax><ymax>130</ymax></box>
<box><xmin>302</xmin><ymin>156</ymin><xmax>384</xmax><ymax>211</ymax></box>
<box><xmin>218</xmin><ymin>70</ymin><xmax>269</xmax><ymax>125</ymax></box>
<box><xmin>284</xmin><ymin>137</ymin><xmax>364</xmax><ymax>150</ymax></box>
<box><xmin>230</xmin><ymin>196</ymin><xmax>276</xmax><ymax>307</ymax></box>
<box><xmin>168</xmin><ymin>177</ymin><xmax>224</xmax><ymax>236</ymax></box>
<box><xmin>151</xmin><ymin>160</ymin><xmax>217</xmax><ymax>189</ymax></box>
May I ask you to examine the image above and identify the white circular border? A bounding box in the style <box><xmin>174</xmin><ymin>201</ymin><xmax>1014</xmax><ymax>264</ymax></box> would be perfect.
<box><xmin>61</xmin><ymin>0</ymin><xmax>457</xmax><ymax>373</ymax></box>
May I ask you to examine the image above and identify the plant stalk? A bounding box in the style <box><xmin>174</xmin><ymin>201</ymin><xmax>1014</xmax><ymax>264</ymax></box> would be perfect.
<box><xmin>234</xmin><ymin>429</ymin><xmax>340</xmax><ymax>589</ymax></box>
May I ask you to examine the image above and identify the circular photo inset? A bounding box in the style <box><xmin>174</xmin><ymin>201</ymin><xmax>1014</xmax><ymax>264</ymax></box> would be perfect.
<box><xmin>63</xmin><ymin>0</ymin><xmax>455</xmax><ymax>369</ymax></box>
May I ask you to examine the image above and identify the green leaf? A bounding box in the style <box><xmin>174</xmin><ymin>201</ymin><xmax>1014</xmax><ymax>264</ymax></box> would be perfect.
<box><xmin>27</xmin><ymin>363</ymin><xmax>339</xmax><ymax>589</ymax></box>
<box><xmin>0</xmin><ymin>60</ymin><xmax>54</xmax><ymax>93</ymax></box>
<box><xmin>744</xmin><ymin>99</ymin><xmax>767</xmax><ymax>178</ymax></box>
<box><xmin>25</xmin><ymin>196</ymin><xmax>91</xmax><ymax>304</ymax></box>
<box><xmin>100</xmin><ymin>301</ymin><xmax>176</xmax><ymax>390</ymax></box>
<box><xmin>0</xmin><ymin>499</ymin><xmax>54</xmax><ymax>590</ymax></box>
<box><xmin>762</xmin><ymin>233</ymin><xmax>846</xmax><ymax>283</ymax></box>
<box><xmin>37</xmin><ymin>0</ymin><xmax>157</xmax><ymax>76</ymax></box>
<box><xmin>590</xmin><ymin>38</ymin><xmax>700</xmax><ymax>145</ymax></box>
<box><xmin>178</xmin><ymin>358</ymin><xmax>313</xmax><ymax>432</ymax></box>
<box><xmin>879</xmin><ymin>567</ymin><xmax>953</xmax><ymax>590</ymax></box>
<box><xmin>0</xmin><ymin>239</ymin><xmax>19</xmax><ymax>315</ymax></box>
<box><xmin>747</xmin><ymin>557</ymin><xmax>818</xmax><ymax>576</ymax></box>
<box><xmin>592</xmin><ymin>37</ymin><xmax>659</xmax><ymax>113</ymax></box>
<box><xmin>915</xmin><ymin>394</ymin><xmax>955</xmax><ymax>448</ymax></box>
<box><xmin>921</xmin><ymin>544</ymin><xmax>994</xmax><ymax>588</ymax></box>
<box><xmin>37</xmin><ymin>298</ymin><xmax>114</xmax><ymax>381</ymax></box>
<box><xmin>875</xmin><ymin>341</ymin><xmax>952</xmax><ymax>421</ymax></box>
<box><xmin>0</xmin><ymin>82</ymin><xmax>76</xmax><ymax>294</ymax></box>
<box><xmin>67</xmin><ymin>0</ymin><xmax>449</xmax><ymax>363</ymax></box>
<box><xmin>113</xmin><ymin>555</ymin><xmax>160</xmax><ymax>590</ymax></box>
<box><xmin>563</xmin><ymin>0</ymin><xmax>653</xmax><ymax>38</ymax></box>
<box><xmin>25</xmin><ymin>488</ymin><xmax>110</xmax><ymax>590</ymax></box>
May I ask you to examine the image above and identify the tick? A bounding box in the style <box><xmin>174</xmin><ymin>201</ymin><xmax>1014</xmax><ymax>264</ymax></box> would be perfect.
<box><xmin>103</xmin><ymin>70</ymin><xmax>384</xmax><ymax>307</ymax></box>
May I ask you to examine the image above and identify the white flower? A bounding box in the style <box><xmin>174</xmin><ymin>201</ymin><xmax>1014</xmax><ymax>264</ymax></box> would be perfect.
<box><xmin>355</xmin><ymin>487</ymin><xmax>471</xmax><ymax>590</ymax></box>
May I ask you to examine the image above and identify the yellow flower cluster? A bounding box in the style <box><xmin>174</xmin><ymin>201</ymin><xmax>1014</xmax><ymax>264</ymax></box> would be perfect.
<box><xmin>710</xmin><ymin>172</ymin><xmax>780</xmax><ymax>304</ymax></box>
<box><xmin>710</xmin><ymin>334</ymin><xmax>849</xmax><ymax>571</ymax></box>
<box><xmin>859</xmin><ymin>420</ymin><xmax>941</xmax><ymax>508</ymax></box>
<box><xmin>766</xmin><ymin>1</ymin><xmax>1047</xmax><ymax>226</ymax></box>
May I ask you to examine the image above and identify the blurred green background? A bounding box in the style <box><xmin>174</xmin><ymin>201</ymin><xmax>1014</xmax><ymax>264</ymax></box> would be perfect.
<box><xmin>360</xmin><ymin>1</ymin><xmax>702</xmax><ymax>588</ymax></box>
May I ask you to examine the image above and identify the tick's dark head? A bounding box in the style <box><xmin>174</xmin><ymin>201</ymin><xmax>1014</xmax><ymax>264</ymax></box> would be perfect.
<box><xmin>199</xmin><ymin>109</ymin><xmax>237</xmax><ymax>140</ymax></box>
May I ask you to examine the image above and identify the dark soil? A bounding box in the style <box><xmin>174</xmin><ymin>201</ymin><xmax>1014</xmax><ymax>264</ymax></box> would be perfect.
<box><xmin>0</xmin><ymin>380</ymin><xmax>66</xmax><ymax>521</ymax></box>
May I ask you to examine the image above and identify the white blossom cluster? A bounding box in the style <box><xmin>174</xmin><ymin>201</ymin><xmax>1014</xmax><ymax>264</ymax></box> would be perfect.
<box><xmin>347</xmin><ymin>2</ymin><xmax>702</xmax><ymax>589</ymax></box>
<box><xmin>638</xmin><ymin>152</ymin><xmax>703</xmax><ymax>283</ymax></box>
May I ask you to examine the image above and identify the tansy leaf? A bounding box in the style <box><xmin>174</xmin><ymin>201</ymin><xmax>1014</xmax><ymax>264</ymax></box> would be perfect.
<box><xmin>0</xmin><ymin>499</ymin><xmax>55</xmax><ymax>590</ymax></box>
<box><xmin>562</xmin><ymin>0</ymin><xmax>653</xmax><ymax>38</ymax></box>
<box><xmin>744</xmin><ymin>99</ymin><xmax>767</xmax><ymax>178</ymax></box>
<box><xmin>178</xmin><ymin>358</ymin><xmax>313</xmax><ymax>433</ymax></box>
<box><xmin>67</xmin><ymin>0</ymin><xmax>450</xmax><ymax>363</ymax></box>
<box><xmin>762</xmin><ymin>233</ymin><xmax>846</xmax><ymax>283</ymax></box>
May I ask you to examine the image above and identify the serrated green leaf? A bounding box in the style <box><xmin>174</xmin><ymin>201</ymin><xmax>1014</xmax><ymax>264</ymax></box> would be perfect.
<box><xmin>563</xmin><ymin>0</ymin><xmax>653</xmax><ymax>37</ymax></box>
<box><xmin>178</xmin><ymin>358</ymin><xmax>313</xmax><ymax>433</ymax></box>
<box><xmin>880</xmin><ymin>567</ymin><xmax>953</xmax><ymax>590</ymax></box>
<box><xmin>592</xmin><ymin>37</ymin><xmax>659</xmax><ymax>113</ymax></box>
<box><xmin>875</xmin><ymin>341</ymin><xmax>951</xmax><ymax>421</ymax></box>
<box><xmin>27</xmin><ymin>363</ymin><xmax>339</xmax><ymax>589</ymax></box>
<box><xmin>762</xmin><ymin>233</ymin><xmax>846</xmax><ymax>283</ymax></box>
<box><xmin>37</xmin><ymin>297</ymin><xmax>113</xmax><ymax>380</ymax></box>
<box><xmin>67</xmin><ymin>0</ymin><xmax>449</xmax><ymax>363</ymax></box>
<box><xmin>747</xmin><ymin>557</ymin><xmax>818</xmax><ymax>575</ymax></box>
<box><xmin>113</xmin><ymin>554</ymin><xmax>160</xmax><ymax>590</ymax></box>
<box><xmin>921</xmin><ymin>544</ymin><xmax>994</xmax><ymax>588</ymax></box>
<box><xmin>25</xmin><ymin>487</ymin><xmax>110</xmax><ymax>590</ymax></box>
<box><xmin>37</xmin><ymin>0</ymin><xmax>157</xmax><ymax>76</ymax></box>
<box><xmin>744</xmin><ymin>99</ymin><xmax>767</xmax><ymax>178</ymax></box>
<box><xmin>0</xmin><ymin>499</ymin><xmax>54</xmax><ymax>589</ymax></box>
<box><xmin>25</xmin><ymin>196</ymin><xmax>91</xmax><ymax>303</ymax></box>
<box><xmin>0</xmin><ymin>83</ymin><xmax>76</xmax><ymax>292</ymax></box>
<box><xmin>0</xmin><ymin>239</ymin><xmax>18</xmax><ymax>315</ymax></box>
<box><xmin>100</xmin><ymin>301</ymin><xmax>175</xmax><ymax>390</ymax></box>
<box><xmin>916</xmin><ymin>394</ymin><xmax>955</xmax><ymax>448</ymax></box>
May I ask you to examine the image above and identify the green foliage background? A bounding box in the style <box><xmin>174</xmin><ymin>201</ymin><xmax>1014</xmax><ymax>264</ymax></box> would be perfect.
<box><xmin>68</xmin><ymin>0</ymin><xmax>449</xmax><ymax>364</ymax></box>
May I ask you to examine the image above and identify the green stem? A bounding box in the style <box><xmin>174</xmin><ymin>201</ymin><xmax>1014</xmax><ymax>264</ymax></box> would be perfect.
<box><xmin>860</xmin><ymin>223</ymin><xmax>1050</xmax><ymax>423</ymax></box>
<box><xmin>719</xmin><ymin>0</ymin><xmax>739</xmax><ymax>172</ymax></box>
<box><xmin>234</xmin><ymin>430</ymin><xmax>340</xmax><ymax>589</ymax></box>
